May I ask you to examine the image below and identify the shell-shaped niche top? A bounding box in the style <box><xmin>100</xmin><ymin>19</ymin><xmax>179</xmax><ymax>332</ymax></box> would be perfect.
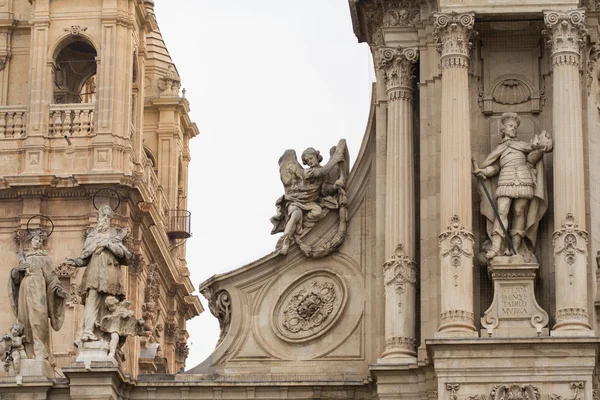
<box><xmin>492</xmin><ymin>78</ymin><xmax>532</xmax><ymax>105</ymax></box>
<box><xmin>272</xmin><ymin>271</ymin><xmax>347</xmax><ymax>343</ymax></box>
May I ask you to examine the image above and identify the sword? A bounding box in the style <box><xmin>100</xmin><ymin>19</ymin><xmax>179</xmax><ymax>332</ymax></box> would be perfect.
<box><xmin>471</xmin><ymin>158</ymin><xmax>517</xmax><ymax>256</ymax></box>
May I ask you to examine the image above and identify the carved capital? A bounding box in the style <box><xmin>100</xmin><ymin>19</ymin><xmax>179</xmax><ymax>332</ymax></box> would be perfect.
<box><xmin>383</xmin><ymin>244</ymin><xmax>417</xmax><ymax>310</ymax></box>
<box><xmin>552</xmin><ymin>213</ymin><xmax>588</xmax><ymax>266</ymax></box>
<box><xmin>378</xmin><ymin>46</ymin><xmax>418</xmax><ymax>101</ymax></box>
<box><xmin>433</xmin><ymin>12</ymin><xmax>476</xmax><ymax>69</ymax></box>
<box><xmin>543</xmin><ymin>10</ymin><xmax>587</xmax><ymax>67</ymax></box>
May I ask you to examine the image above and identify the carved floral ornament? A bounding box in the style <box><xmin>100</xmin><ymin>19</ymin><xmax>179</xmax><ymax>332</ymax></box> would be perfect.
<box><xmin>587</xmin><ymin>42</ymin><xmax>600</xmax><ymax>94</ymax></box>
<box><xmin>543</xmin><ymin>10</ymin><xmax>587</xmax><ymax>66</ymax></box>
<box><xmin>273</xmin><ymin>272</ymin><xmax>346</xmax><ymax>343</ymax></box>
<box><xmin>383</xmin><ymin>243</ymin><xmax>417</xmax><ymax>310</ymax></box>
<box><xmin>552</xmin><ymin>213</ymin><xmax>588</xmax><ymax>266</ymax></box>
<box><xmin>439</xmin><ymin>215</ymin><xmax>474</xmax><ymax>286</ymax></box>
<box><xmin>432</xmin><ymin>12</ymin><xmax>477</xmax><ymax>68</ymax></box>
<box><xmin>377</xmin><ymin>46</ymin><xmax>418</xmax><ymax>98</ymax></box>
<box><xmin>444</xmin><ymin>382</ymin><xmax>584</xmax><ymax>400</ymax></box>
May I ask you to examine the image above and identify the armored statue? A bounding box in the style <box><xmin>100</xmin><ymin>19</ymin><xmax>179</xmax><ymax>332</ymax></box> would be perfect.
<box><xmin>271</xmin><ymin>139</ymin><xmax>349</xmax><ymax>257</ymax></box>
<box><xmin>473</xmin><ymin>112</ymin><xmax>553</xmax><ymax>260</ymax></box>
<box><xmin>7</xmin><ymin>229</ymin><xmax>66</xmax><ymax>367</ymax></box>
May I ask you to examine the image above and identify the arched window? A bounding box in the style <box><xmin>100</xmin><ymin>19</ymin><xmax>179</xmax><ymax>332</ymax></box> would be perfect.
<box><xmin>53</xmin><ymin>41</ymin><xmax>97</xmax><ymax>104</ymax></box>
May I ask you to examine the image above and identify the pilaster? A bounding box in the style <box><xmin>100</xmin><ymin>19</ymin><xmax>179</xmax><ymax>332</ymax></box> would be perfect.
<box><xmin>433</xmin><ymin>12</ymin><xmax>478</xmax><ymax>337</ymax></box>
<box><xmin>543</xmin><ymin>9</ymin><xmax>593</xmax><ymax>335</ymax></box>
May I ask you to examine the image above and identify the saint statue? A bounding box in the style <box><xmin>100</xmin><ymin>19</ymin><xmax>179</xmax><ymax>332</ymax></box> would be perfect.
<box><xmin>8</xmin><ymin>230</ymin><xmax>66</xmax><ymax>366</ymax></box>
<box><xmin>68</xmin><ymin>205</ymin><xmax>133</xmax><ymax>342</ymax></box>
<box><xmin>271</xmin><ymin>139</ymin><xmax>349</xmax><ymax>256</ymax></box>
<box><xmin>473</xmin><ymin>112</ymin><xmax>553</xmax><ymax>260</ymax></box>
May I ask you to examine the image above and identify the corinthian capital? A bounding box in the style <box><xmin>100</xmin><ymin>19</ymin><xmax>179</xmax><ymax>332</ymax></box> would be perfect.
<box><xmin>433</xmin><ymin>12</ymin><xmax>476</xmax><ymax>69</ymax></box>
<box><xmin>543</xmin><ymin>9</ymin><xmax>587</xmax><ymax>66</ymax></box>
<box><xmin>378</xmin><ymin>46</ymin><xmax>419</xmax><ymax>100</ymax></box>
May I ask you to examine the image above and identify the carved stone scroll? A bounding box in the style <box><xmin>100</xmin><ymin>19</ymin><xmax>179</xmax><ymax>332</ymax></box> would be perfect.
<box><xmin>201</xmin><ymin>288</ymin><xmax>232</xmax><ymax>347</ymax></box>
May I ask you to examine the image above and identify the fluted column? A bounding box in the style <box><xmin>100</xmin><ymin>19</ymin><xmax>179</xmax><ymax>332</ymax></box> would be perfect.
<box><xmin>543</xmin><ymin>9</ymin><xmax>593</xmax><ymax>335</ymax></box>
<box><xmin>378</xmin><ymin>46</ymin><xmax>419</xmax><ymax>362</ymax></box>
<box><xmin>433</xmin><ymin>12</ymin><xmax>478</xmax><ymax>337</ymax></box>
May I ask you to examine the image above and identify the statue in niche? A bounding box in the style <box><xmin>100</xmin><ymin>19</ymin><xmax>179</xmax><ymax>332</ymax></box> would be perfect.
<box><xmin>67</xmin><ymin>205</ymin><xmax>133</xmax><ymax>343</ymax></box>
<box><xmin>271</xmin><ymin>139</ymin><xmax>349</xmax><ymax>257</ymax></box>
<box><xmin>8</xmin><ymin>229</ymin><xmax>66</xmax><ymax>367</ymax></box>
<box><xmin>1</xmin><ymin>322</ymin><xmax>28</xmax><ymax>381</ymax></box>
<box><xmin>472</xmin><ymin>112</ymin><xmax>553</xmax><ymax>260</ymax></box>
<box><xmin>96</xmin><ymin>296</ymin><xmax>144</xmax><ymax>360</ymax></box>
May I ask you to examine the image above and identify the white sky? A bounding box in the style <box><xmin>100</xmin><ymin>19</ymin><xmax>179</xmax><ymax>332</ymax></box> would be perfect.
<box><xmin>154</xmin><ymin>1</ymin><xmax>375</xmax><ymax>370</ymax></box>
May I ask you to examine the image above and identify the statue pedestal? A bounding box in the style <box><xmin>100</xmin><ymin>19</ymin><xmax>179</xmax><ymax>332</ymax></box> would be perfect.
<box><xmin>75</xmin><ymin>340</ymin><xmax>118</xmax><ymax>370</ymax></box>
<box><xmin>7</xmin><ymin>359</ymin><xmax>55</xmax><ymax>385</ymax></box>
<box><xmin>481</xmin><ymin>257</ymin><xmax>549</xmax><ymax>337</ymax></box>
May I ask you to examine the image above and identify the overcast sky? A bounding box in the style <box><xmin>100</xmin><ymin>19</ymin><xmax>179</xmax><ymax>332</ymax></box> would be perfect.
<box><xmin>154</xmin><ymin>1</ymin><xmax>375</xmax><ymax>370</ymax></box>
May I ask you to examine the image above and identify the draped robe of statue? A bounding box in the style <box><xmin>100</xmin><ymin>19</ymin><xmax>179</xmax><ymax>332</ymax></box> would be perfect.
<box><xmin>8</xmin><ymin>249</ymin><xmax>65</xmax><ymax>365</ymax></box>
<box><xmin>75</xmin><ymin>225</ymin><xmax>132</xmax><ymax>340</ymax></box>
<box><xmin>478</xmin><ymin>137</ymin><xmax>548</xmax><ymax>254</ymax></box>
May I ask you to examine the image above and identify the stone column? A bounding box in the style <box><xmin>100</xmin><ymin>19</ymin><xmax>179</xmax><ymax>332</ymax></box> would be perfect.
<box><xmin>378</xmin><ymin>46</ymin><xmax>419</xmax><ymax>362</ymax></box>
<box><xmin>543</xmin><ymin>9</ymin><xmax>593</xmax><ymax>335</ymax></box>
<box><xmin>433</xmin><ymin>12</ymin><xmax>478</xmax><ymax>337</ymax></box>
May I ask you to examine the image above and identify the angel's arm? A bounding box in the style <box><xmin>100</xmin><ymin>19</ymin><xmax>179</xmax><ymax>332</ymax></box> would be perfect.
<box><xmin>306</xmin><ymin>148</ymin><xmax>344</xmax><ymax>179</ymax></box>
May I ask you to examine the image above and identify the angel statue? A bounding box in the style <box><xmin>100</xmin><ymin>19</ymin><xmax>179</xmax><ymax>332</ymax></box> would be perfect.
<box><xmin>271</xmin><ymin>139</ymin><xmax>349</xmax><ymax>257</ymax></box>
<box><xmin>472</xmin><ymin>112</ymin><xmax>553</xmax><ymax>261</ymax></box>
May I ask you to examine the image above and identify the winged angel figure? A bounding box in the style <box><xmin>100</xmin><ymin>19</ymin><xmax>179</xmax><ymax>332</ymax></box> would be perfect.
<box><xmin>271</xmin><ymin>139</ymin><xmax>350</xmax><ymax>257</ymax></box>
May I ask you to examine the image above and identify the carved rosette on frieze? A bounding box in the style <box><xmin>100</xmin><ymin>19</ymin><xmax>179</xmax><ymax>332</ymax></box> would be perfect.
<box><xmin>200</xmin><ymin>287</ymin><xmax>231</xmax><ymax>347</ymax></box>
<box><xmin>378</xmin><ymin>46</ymin><xmax>418</xmax><ymax>101</ymax></box>
<box><xmin>433</xmin><ymin>12</ymin><xmax>476</xmax><ymax>69</ymax></box>
<box><xmin>383</xmin><ymin>244</ymin><xmax>417</xmax><ymax>310</ymax></box>
<box><xmin>272</xmin><ymin>271</ymin><xmax>347</xmax><ymax>343</ymax></box>
<box><xmin>543</xmin><ymin>10</ymin><xmax>587</xmax><ymax>67</ymax></box>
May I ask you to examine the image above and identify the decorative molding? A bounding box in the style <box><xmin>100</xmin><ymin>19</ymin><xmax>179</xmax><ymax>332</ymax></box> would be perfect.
<box><xmin>439</xmin><ymin>215</ymin><xmax>474</xmax><ymax>286</ymax></box>
<box><xmin>201</xmin><ymin>287</ymin><xmax>231</xmax><ymax>346</ymax></box>
<box><xmin>383</xmin><ymin>244</ymin><xmax>417</xmax><ymax>310</ymax></box>
<box><xmin>282</xmin><ymin>281</ymin><xmax>336</xmax><ymax>333</ymax></box>
<box><xmin>446</xmin><ymin>383</ymin><xmax>460</xmax><ymax>400</ymax></box>
<box><xmin>433</xmin><ymin>12</ymin><xmax>476</xmax><ymax>69</ymax></box>
<box><xmin>543</xmin><ymin>10</ymin><xmax>587</xmax><ymax>67</ymax></box>
<box><xmin>587</xmin><ymin>43</ymin><xmax>600</xmax><ymax>94</ymax></box>
<box><xmin>553</xmin><ymin>213</ymin><xmax>588</xmax><ymax>266</ymax></box>
<box><xmin>555</xmin><ymin>307</ymin><xmax>589</xmax><ymax>323</ymax></box>
<box><xmin>440</xmin><ymin>310</ymin><xmax>475</xmax><ymax>326</ymax></box>
<box><xmin>384</xmin><ymin>336</ymin><xmax>416</xmax><ymax>352</ymax></box>
<box><xmin>547</xmin><ymin>382</ymin><xmax>585</xmax><ymax>400</ymax></box>
<box><xmin>490</xmin><ymin>271</ymin><xmax>536</xmax><ymax>279</ymax></box>
<box><xmin>64</xmin><ymin>25</ymin><xmax>88</xmax><ymax>35</ymax></box>
<box><xmin>378</xmin><ymin>46</ymin><xmax>418</xmax><ymax>101</ymax></box>
<box><xmin>382</xmin><ymin>8</ymin><xmax>419</xmax><ymax>27</ymax></box>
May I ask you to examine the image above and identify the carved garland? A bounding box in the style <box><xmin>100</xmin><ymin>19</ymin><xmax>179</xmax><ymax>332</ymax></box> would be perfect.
<box><xmin>445</xmin><ymin>382</ymin><xmax>584</xmax><ymax>400</ymax></box>
<box><xmin>383</xmin><ymin>244</ymin><xmax>417</xmax><ymax>310</ymax></box>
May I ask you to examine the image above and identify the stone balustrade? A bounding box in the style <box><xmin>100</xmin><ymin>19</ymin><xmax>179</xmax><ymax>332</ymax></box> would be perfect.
<box><xmin>0</xmin><ymin>106</ymin><xmax>27</xmax><ymax>138</ymax></box>
<box><xmin>48</xmin><ymin>103</ymin><xmax>95</xmax><ymax>136</ymax></box>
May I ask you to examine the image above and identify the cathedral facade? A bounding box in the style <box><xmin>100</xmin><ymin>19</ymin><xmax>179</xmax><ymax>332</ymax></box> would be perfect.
<box><xmin>2</xmin><ymin>0</ymin><xmax>600</xmax><ymax>399</ymax></box>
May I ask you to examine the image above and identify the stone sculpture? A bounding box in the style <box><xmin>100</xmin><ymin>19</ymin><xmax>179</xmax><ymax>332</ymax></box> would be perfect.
<box><xmin>1</xmin><ymin>322</ymin><xmax>28</xmax><ymax>380</ymax></box>
<box><xmin>473</xmin><ymin>112</ymin><xmax>553</xmax><ymax>260</ymax></box>
<box><xmin>67</xmin><ymin>205</ymin><xmax>133</xmax><ymax>343</ymax></box>
<box><xmin>271</xmin><ymin>139</ymin><xmax>349</xmax><ymax>257</ymax></box>
<box><xmin>8</xmin><ymin>229</ymin><xmax>66</xmax><ymax>367</ymax></box>
<box><xmin>96</xmin><ymin>296</ymin><xmax>144</xmax><ymax>360</ymax></box>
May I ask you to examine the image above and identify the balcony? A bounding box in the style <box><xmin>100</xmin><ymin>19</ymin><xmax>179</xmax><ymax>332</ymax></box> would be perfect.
<box><xmin>166</xmin><ymin>210</ymin><xmax>192</xmax><ymax>240</ymax></box>
<box><xmin>0</xmin><ymin>106</ymin><xmax>27</xmax><ymax>138</ymax></box>
<box><xmin>49</xmin><ymin>103</ymin><xmax>95</xmax><ymax>136</ymax></box>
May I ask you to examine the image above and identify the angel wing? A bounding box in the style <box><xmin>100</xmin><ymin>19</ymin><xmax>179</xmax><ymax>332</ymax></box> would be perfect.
<box><xmin>324</xmin><ymin>139</ymin><xmax>350</xmax><ymax>189</ymax></box>
<box><xmin>277</xmin><ymin>149</ymin><xmax>303</xmax><ymax>189</ymax></box>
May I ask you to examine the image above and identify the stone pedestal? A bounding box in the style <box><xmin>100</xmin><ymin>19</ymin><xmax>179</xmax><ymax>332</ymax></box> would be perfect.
<box><xmin>63</xmin><ymin>363</ymin><xmax>131</xmax><ymax>400</ymax></box>
<box><xmin>75</xmin><ymin>340</ymin><xmax>118</xmax><ymax>370</ymax></box>
<box><xmin>5</xmin><ymin>359</ymin><xmax>54</xmax><ymax>386</ymax></box>
<box><xmin>481</xmin><ymin>259</ymin><xmax>549</xmax><ymax>337</ymax></box>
